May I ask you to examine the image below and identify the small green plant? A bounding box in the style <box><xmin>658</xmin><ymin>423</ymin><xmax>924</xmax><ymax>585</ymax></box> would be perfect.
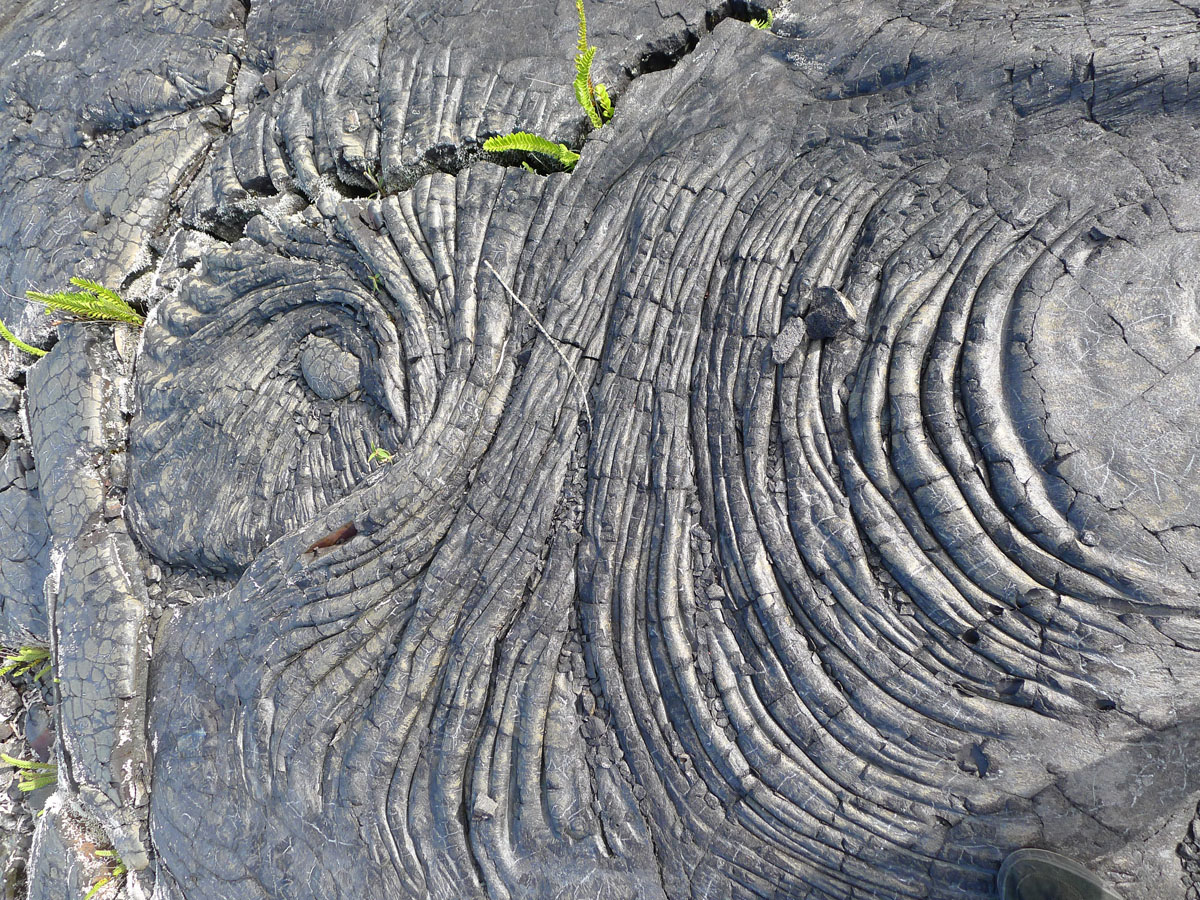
<box><xmin>84</xmin><ymin>849</ymin><xmax>127</xmax><ymax>900</ymax></box>
<box><xmin>26</xmin><ymin>278</ymin><xmax>143</xmax><ymax>326</ymax></box>
<box><xmin>571</xmin><ymin>0</ymin><xmax>613</xmax><ymax>128</ymax></box>
<box><xmin>0</xmin><ymin>318</ymin><xmax>45</xmax><ymax>357</ymax></box>
<box><xmin>483</xmin><ymin>0</ymin><xmax>612</xmax><ymax>171</ymax></box>
<box><xmin>750</xmin><ymin>9</ymin><xmax>774</xmax><ymax>28</ymax></box>
<box><xmin>483</xmin><ymin>132</ymin><xmax>580</xmax><ymax>169</ymax></box>
<box><xmin>0</xmin><ymin>278</ymin><xmax>143</xmax><ymax>358</ymax></box>
<box><xmin>364</xmin><ymin>166</ymin><xmax>384</xmax><ymax>200</ymax></box>
<box><xmin>1</xmin><ymin>754</ymin><xmax>57</xmax><ymax>792</ymax></box>
<box><xmin>367</xmin><ymin>445</ymin><xmax>394</xmax><ymax>466</ymax></box>
<box><xmin>0</xmin><ymin>646</ymin><xmax>51</xmax><ymax>680</ymax></box>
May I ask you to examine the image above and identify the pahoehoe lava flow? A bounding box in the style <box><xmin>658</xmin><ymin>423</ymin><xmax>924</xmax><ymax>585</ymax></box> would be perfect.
<box><xmin>1</xmin><ymin>0</ymin><xmax>1199</xmax><ymax>899</ymax></box>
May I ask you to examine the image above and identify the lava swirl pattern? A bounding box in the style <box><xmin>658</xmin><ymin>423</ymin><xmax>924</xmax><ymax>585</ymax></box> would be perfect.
<box><xmin>140</xmin><ymin>3</ymin><xmax>1200</xmax><ymax>900</ymax></box>
<box><xmin>129</xmin><ymin>240</ymin><xmax>408</xmax><ymax>574</ymax></box>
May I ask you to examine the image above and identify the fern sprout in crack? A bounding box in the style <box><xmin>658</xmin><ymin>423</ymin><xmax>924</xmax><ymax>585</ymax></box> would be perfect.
<box><xmin>1</xmin><ymin>277</ymin><xmax>142</xmax><ymax>357</ymax></box>
<box><xmin>0</xmin><ymin>645</ymin><xmax>51</xmax><ymax>681</ymax></box>
<box><xmin>0</xmin><ymin>318</ymin><xmax>45</xmax><ymax>357</ymax></box>
<box><xmin>367</xmin><ymin>445</ymin><xmax>395</xmax><ymax>466</ymax></box>
<box><xmin>1</xmin><ymin>754</ymin><xmax>57</xmax><ymax>792</ymax></box>
<box><xmin>364</xmin><ymin>166</ymin><xmax>384</xmax><ymax>200</ymax></box>
<box><xmin>750</xmin><ymin>9</ymin><xmax>774</xmax><ymax>28</ymax></box>
<box><xmin>84</xmin><ymin>849</ymin><xmax>127</xmax><ymax>900</ymax></box>
<box><xmin>26</xmin><ymin>278</ymin><xmax>144</xmax><ymax>326</ymax></box>
<box><xmin>483</xmin><ymin>132</ymin><xmax>580</xmax><ymax>170</ymax></box>
<box><xmin>572</xmin><ymin>0</ymin><xmax>613</xmax><ymax>128</ymax></box>
<box><xmin>482</xmin><ymin>0</ymin><xmax>612</xmax><ymax>172</ymax></box>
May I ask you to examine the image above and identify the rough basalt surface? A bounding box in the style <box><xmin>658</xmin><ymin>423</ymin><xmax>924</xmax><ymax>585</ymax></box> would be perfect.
<box><xmin>0</xmin><ymin>1</ymin><xmax>1199</xmax><ymax>899</ymax></box>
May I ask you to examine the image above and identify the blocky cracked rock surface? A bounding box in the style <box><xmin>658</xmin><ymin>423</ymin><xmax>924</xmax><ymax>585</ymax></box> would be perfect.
<box><xmin>1</xmin><ymin>1</ymin><xmax>1199</xmax><ymax>898</ymax></box>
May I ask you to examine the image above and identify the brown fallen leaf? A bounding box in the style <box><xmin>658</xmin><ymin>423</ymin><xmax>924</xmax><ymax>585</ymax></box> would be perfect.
<box><xmin>304</xmin><ymin>522</ymin><xmax>358</xmax><ymax>558</ymax></box>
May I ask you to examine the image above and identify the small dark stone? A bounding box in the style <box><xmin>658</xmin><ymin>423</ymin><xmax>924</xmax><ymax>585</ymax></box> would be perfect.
<box><xmin>998</xmin><ymin>677</ymin><xmax>1025</xmax><ymax>697</ymax></box>
<box><xmin>1018</xmin><ymin>587</ymin><xmax>1058</xmax><ymax>609</ymax></box>
<box><xmin>804</xmin><ymin>286</ymin><xmax>857</xmax><ymax>339</ymax></box>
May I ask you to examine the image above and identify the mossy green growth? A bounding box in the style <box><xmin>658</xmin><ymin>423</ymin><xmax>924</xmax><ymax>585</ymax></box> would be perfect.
<box><xmin>482</xmin><ymin>0</ymin><xmax>612</xmax><ymax>172</ymax></box>
<box><xmin>0</xmin><ymin>645</ymin><xmax>51</xmax><ymax>681</ymax></box>
<box><xmin>1</xmin><ymin>754</ymin><xmax>57</xmax><ymax>792</ymax></box>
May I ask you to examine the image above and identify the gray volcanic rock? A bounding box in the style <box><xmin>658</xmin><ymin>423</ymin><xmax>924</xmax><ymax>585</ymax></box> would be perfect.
<box><xmin>0</xmin><ymin>1</ymin><xmax>1198</xmax><ymax>900</ymax></box>
<box><xmin>804</xmin><ymin>286</ymin><xmax>857</xmax><ymax>339</ymax></box>
<box><xmin>0</xmin><ymin>0</ymin><xmax>239</xmax><ymax>361</ymax></box>
<box><xmin>0</xmin><ymin>446</ymin><xmax>50</xmax><ymax>644</ymax></box>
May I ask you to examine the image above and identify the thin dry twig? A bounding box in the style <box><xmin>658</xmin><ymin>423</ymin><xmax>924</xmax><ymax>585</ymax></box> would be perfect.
<box><xmin>483</xmin><ymin>260</ymin><xmax>593</xmax><ymax>429</ymax></box>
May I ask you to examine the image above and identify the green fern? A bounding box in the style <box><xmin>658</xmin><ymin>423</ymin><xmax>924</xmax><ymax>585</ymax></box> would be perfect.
<box><xmin>0</xmin><ymin>318</ymin><xmax>46</xmax><ymax>357</ymax></box>
<box><xmin>482</xmin><ymin>0</ymin><xmax>611</xmax><ymax>173</ymax></box>
<box><xmin>595</xmin><ymin>82</ymin><xmax>613</xmax><ymax>121</ymax></box>
<box><xmin>84</xmin><ymin>850</ymin><xmax>127</xmax><ymax>900</ymax></box>
<box><xmin>1</xmin><ymin>754</ymin><xmax>57</xmax><ymax>792</ymax></box>
<box><xmin>573</xmin><ymin>0</ymin><xmax>612</xmax><ymax>127</ymax></box>
<box><xmin>364</xmin><ymin>166</ymin><xmax>384</xmax><ymax>200</ymax></box>
<box><xmin>750</xmin><ymin>9</ymin><xmax>774</xmax><ymax>28</ymax></box>
<box><xmin>482</xmin><ymin>132</ymin><xmax>580</xmax><ymax>169</ymax></box>
<box><xmin>366</xmin><ymin>445</ymin><xmax>394</xmax><ymax>465</ymax></box>
<box><xmin>25</xmin><ymin>278</ymin><xmax>143</xmax><ymax>326</ymax></box>
<box><xmin>0</xmin><ymin>646</ymin><xmax>51</xmax><ymax>680</ymax></box>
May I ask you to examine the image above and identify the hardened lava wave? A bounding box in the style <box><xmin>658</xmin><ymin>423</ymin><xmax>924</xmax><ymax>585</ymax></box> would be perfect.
<box><xmin>141</xmin><ymin>3</ymin><xmax>1200</xmax><ymax>900</ymax></box>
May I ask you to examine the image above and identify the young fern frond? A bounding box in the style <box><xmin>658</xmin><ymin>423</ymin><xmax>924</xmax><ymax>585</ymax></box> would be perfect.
<box><xmin>482</xmin><ymin>132</ymin><xmax>580</xmax><ymax>169</ymax></box>
<box><xmin>0</xmin><ymin>645</ymin><xmax>51</xmax><ymax>680</ymax></box>
<box><xmin>750</xmin><ymin>9</ymin><xmax>774</xmax><ymax>28</ymax></box>
<box><xmin>364</xmin><ymin>166</ymin><xmax>384</xmax><ymax>199</ymax></box>
<box><xmin>1</xmin><ymin>754</ymin><xmax>57</xmax><ymax>792</ymax></box>
<box><xmin>0</xmin><ymin>318</ymin><xmax>46</xmax><ymax>357</ymax></box>
<box><xmin>575</xmin><ymin>0</ymin><xmax>589</xmax><ymax>54</ymax></box>
<box><xmin>18</xmin><ymin>771</ymin><xmax>56</xmax><ymax>792</ymax></box>
<box><xmin>85</xmin><ymin>850</ymin><xmax>127</xmax><ymax>900</ymax></box>
<box><xmin>595</xmin><ymin>82</ymin><xmax>613</xmax><ymax>121</ymax></box>
<box><xmin>574</xmin><ymin>45</ymin><xmax>602</xmax><ymax>128</ymax></box>
<box><xmin>367</xmin><ymin>446</ymin><xmax>394</xmax><ymax>465</ymax></box>
<box><xmin>68</xmin><ymin>278</ymin><xmax>125</xmax><ymax>310</ymax></box>
<box><xmin>572</xmin><ymin>0</ymin><xmax>612</xmax><ymax>126</ymax></box>
<box><xmin>26</xmin><ymin>277</ymin><xmax>143</xmax><ymax>326</ymax></box>
<box><xmin>483</xmin><ymin>0</ymin><xmax>611</xmax><ymax>175</ymax></box>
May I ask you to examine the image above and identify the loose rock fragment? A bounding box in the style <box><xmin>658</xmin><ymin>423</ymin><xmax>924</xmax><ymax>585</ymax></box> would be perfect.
<box><xmin>803</xmin><ymin>285</ymin><xmax>857</xmax><ymax>339</ymax></box>
<box><xmin>771</xmin><ymin>316</ymin><xmax>807</xmax><ymax>364</ymax></box>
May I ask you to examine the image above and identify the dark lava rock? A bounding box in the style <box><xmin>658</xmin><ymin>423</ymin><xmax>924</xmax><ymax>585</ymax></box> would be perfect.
<box><xmin>804</xmin><ymin>286</ymin><xmax>857</xmax><ymax>340</ymax></box>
